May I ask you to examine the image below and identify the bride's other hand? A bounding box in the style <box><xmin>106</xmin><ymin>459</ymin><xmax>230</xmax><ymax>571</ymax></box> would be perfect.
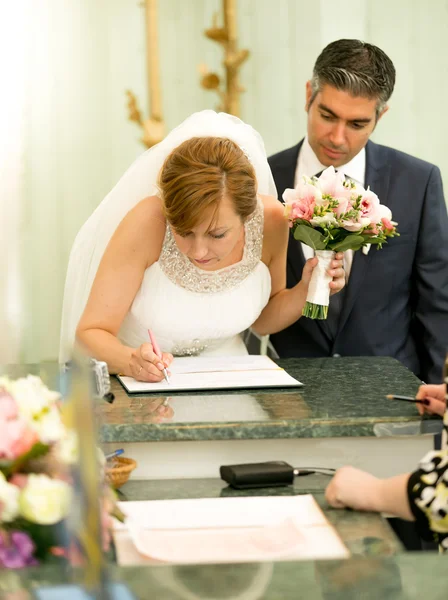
<box><xmin>300</xmin><ymin>252</ymin><xmax>345</xmax><ymax>295</ymax></box>
<box><xmin>129</xmin><ymin>344</ymin><xmax>173</xmax><ymax>382</ymax></box>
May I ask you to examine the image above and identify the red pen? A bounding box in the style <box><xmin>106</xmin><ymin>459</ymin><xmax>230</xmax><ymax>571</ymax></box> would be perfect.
<box><xmin>148</xmin><ymin>329</ymin><xmax>170</xmax><ymax>384</ymax></box>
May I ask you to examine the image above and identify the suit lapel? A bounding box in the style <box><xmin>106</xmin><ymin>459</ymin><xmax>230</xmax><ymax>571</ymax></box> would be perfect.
<box><xmin>337</xmin><ymin>141</ymin><xmax>392</xmax><ymax>336</ymax></box>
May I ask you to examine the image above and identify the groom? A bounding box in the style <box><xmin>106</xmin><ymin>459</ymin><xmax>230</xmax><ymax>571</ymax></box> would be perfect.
<box><xmin>269</xmin><ymin>39</ymin><xmax>448</xmax><ymax>384</ymax></box>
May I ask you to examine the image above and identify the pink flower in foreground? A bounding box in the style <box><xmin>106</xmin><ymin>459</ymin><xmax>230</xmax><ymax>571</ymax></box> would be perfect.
<box><xmin>381</xmin><ymin>217</ymin><xmax>394</xmax><ymax>232</ymax></box>
<box><xmin>333</xmin><ymin>197</ymin><xmax>352</xmax><ymax>218</ymax></box>
<box><xmin>341</xmin><ymin>218</ymin><xmax>364</xmax><ymax>232</ymax></box>
<box><xmin>359</xmin><ymin>188</ymin><xmax>381</xmax><ymax>222</ymax></box>
<box><xmin>0</xmin><ymin>390</ymin><xmax>18</xmax><ymax>420</ymax></box>
<box><xmin>0</xmin><ymin>418</ymin><xmax>38</xmax><ymax>460</ymax></box>
<box><xmin>283</xmin><ymin>188</ymin><xmax>316</xmax><ymax>221</ymax></box>
<box><xmin>316</xmin><ymin>166</ymin><xmax>346</xmax><ymax>197</ymax></box>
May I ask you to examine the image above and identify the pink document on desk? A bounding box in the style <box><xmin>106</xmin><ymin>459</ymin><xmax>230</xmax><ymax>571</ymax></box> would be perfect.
<box><xmin>113</xmin><ymin>495</ymin><xmax>349</xmax><ymax>565</ymax></box>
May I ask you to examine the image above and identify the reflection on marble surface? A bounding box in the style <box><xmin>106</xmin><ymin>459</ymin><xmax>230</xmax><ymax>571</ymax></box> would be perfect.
<box><xmin>102</xmin><ymin>391</ymin><xmax>310</xmax><ymax>425</ymax></box>
<box><xmin>5</xmin><ymin>554</ymin><xmax>448</xmax><ymax>600</ymax></box>
<box><xmin>98</xmin><ymin>357</ymin><xmax>431</xmax><ymax>442</ymax></box>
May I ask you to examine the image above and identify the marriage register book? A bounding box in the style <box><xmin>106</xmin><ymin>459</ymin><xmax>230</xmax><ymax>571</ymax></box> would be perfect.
<box><xmin>117</xmin><ymin>355</ymin><xmax>302</xmax><ymax>393</ymax></box>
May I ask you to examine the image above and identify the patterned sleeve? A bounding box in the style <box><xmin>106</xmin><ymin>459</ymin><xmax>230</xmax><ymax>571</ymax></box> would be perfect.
<box><xmin>407</xmin><ymin>411</ymin><xmax>448</xmax><ymax>552</ymax></box>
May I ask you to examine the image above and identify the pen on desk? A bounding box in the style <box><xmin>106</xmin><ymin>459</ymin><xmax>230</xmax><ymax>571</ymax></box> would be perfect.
<box><xmin>105</xmin><ymin>449</ymin><xmax>124</xmax><ymax>461</ymax></box>
<box><xmin>148</xmin><ymin>329</ymin><xmax>170</xmax><ymax>384</ymax></box>
<box><xmin>386</xmin><ymin>394</ymin><xmax>430</xmax><ymax>406</ymax></box>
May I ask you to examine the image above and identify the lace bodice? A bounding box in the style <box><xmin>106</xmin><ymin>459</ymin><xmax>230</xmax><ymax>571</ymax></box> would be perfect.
<box><xmin>118</xmin><ymin>199</ymin><xmax>271</xmax><ymax>356</ymax></box>
<box><xmin>158</xmin><ymin>199</ymin><xmax>264</xmax><ymax>294</ymax></box>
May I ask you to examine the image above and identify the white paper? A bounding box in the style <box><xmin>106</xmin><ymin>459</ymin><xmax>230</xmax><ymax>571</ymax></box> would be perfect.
<box><xmin>118</xmin><ymin>355</ymin><xmax>302</xmax><ymax>393</ymax></box>
<box><xmin>113</xmin><ymin>496</ymin><xmax>349</xmax><ymax>565</ymax></box>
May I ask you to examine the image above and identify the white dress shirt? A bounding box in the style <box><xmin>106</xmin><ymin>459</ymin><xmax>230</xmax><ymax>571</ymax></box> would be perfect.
<box><xmin>295</xmin><ymin>137</ymin><xmax>366</xmax><ymax>280</ymax></box>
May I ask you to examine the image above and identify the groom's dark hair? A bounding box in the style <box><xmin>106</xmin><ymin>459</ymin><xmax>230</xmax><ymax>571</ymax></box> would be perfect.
<box><xmin>310</xmin><ymin>39</ymin><xmax>396</xmax><ymax>118</ymax></box>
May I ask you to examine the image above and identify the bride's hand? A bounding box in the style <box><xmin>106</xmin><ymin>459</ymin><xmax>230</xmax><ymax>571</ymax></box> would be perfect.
<box><xmin>301</xmin><ymin>252</ymin><xmax>345</xmax><ymax>295</ymax></box>
<box><xmin>129</xmin><ymin>344</ymin><xmax>173</xmax><ymax>382</ymax></box>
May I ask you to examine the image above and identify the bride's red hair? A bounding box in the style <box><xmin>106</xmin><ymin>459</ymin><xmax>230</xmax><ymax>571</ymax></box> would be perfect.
<box><xmin>159</xmin><ymin>137</ymin><xmax>258</xmax><ymax>234</ymax></box>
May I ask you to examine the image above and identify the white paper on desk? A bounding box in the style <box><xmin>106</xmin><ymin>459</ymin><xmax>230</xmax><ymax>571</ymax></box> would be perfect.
<box><xmin>117</xmin><ymin>355</ymin><xmax>302</xmax><ymax>393</ymax></box>
<box><xmin>113</xmin><ymin>496</ymin><xmax>349</xmax><ymax>565</ymax></box>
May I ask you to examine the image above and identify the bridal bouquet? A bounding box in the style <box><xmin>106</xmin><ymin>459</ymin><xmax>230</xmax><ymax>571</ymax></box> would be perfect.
<box><xmin>283</xmin><ymin>167</ymin><xmax>399</xmax><ymax>319</ymax></box>
<box><xmin>0</xmin><ymin>375</ymin><xmax>115</xmax><ymax>568</ymax></box>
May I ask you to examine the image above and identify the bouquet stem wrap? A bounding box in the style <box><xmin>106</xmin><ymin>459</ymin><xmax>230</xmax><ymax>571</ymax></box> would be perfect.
<box><xmin>302</xmin><ymin>250</ymin><xmax>334</xmax><ymax>319</ymax></box>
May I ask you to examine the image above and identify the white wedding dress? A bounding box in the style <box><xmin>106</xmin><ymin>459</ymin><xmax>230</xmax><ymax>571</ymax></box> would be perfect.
<box><xmin>118</xmin><ymin>198</ymin><xmax>271</xmax><ymax>357</ymax></box>
<box><xmin>59</xmin><ymin>110</ymin><xmax>277</xmax><ymax>363</ymax></box>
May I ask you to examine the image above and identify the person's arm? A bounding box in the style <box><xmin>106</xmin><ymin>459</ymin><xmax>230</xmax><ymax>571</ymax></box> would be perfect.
<box><xmin>251</xmin><ymin>197</ymin><xmax>344</xmax><ymax>335</ymax></box>
<box><xmin>325</xmin><ymin>466</ymin><xmax>413</xmax><ymax>520</ymax></box>
<box><xmin>412</xmin><ymin>166</ymin><xmax>448</xmax><ymax>383</ymax></box>
<box><xmin>76</xmin><ymin>196</ymin><xmax>172</xmax><ymax>381</ymax></box>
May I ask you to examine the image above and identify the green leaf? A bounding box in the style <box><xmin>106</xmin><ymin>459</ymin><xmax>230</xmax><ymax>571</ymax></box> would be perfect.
<box><xmin>0</xmin><ymin>442</ymin><xmax>50</xmax><ymax>478</ymax></box>
<box><xmin>329</xmin><ymin>235</ymin><xmax>365</xmax><ymax>252</ymax></box>
<box><xmin>364</xmin><ymin>237</ymin><xmax>383</xmax><ymax>245</ymax></box>
<box><xmin>293</xmin><ymin>224</ymin><xmax>326</xmax><ymax>250</ymax></box>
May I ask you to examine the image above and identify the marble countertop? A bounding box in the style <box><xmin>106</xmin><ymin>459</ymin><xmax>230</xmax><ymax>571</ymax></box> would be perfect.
<box><xmin>4</xmin><ymin>554</ymin><xmax>448</xmax><ymax>600</ymax></box>
<box><xmin>2</xmin><ymin>475</ymin><xmax>446</xmax><ymax>599</ymax></box>
<box><xmin>8</xmin><ymin>475</ymin><xmax>443</xmax><ymax>600</ymax></box>
<box><xmin>99</xmin><ymin>356</ymin><xmax>435</xmax><ymax>442</ymax></box>
<box><xmin>4</xmin><ymin>357</ymin><xmax>437</xmax><ymax>444</ymax></box>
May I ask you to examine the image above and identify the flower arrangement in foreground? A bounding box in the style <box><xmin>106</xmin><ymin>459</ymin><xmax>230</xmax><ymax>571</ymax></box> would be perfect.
<box><xmin>0</xmin><ymin>374</ymin><xmax>115</xmax><ymax>568</ymax></box>
<box><xmin>283</xmin><ymin>167</ymin><xmax>399</xmax><ymax>319</ymax></box>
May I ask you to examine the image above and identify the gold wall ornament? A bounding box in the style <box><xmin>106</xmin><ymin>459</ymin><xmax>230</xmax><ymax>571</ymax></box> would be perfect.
<box><xmin>126</xmin><ymin>0</ymin><xmax>165</xmax><ymax>148</ymax></box>
<box><xmin>199</xmin><ymin>0</ymin><xmax>250</xmax><ymax>117</ymax></box>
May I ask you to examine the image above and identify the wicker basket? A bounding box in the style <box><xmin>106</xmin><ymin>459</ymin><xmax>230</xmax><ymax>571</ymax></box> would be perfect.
<box><xmin>105</xmin><ymin>456</ymin><xmax>137</xmax><ymax>489</ymax></box>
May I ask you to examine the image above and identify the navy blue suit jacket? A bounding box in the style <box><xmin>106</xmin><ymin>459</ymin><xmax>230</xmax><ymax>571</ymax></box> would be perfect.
<box><xmin>268</xmin><ymin>140</ymin><xmax>448</xmax><ymax>383</ymax></box>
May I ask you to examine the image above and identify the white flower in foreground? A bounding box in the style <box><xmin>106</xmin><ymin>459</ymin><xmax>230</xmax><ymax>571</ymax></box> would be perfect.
<box><xmin>19</xmin><ymin>475</ymin><xmax>71</xmax><ymax>525</ymax></box>
<box><xmin>0</xmin><ymin>472</ymin><xmax>20</xmax><ymax>523</ymax></box>
<box><xmin>7</xmin><ymin>376</ymin><xmax>60</xmax><ymax>423</ymax></box>
<box><xmin>310</xmin><ymin>213</ymin><xmax>338</xmax><ymax>227</ymax></box>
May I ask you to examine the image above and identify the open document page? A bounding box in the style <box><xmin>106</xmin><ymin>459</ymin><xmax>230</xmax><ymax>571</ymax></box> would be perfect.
<box><xmin>117</xmin><ymin>355</ymin><xmax>302</xmax><ymax>393</ymax></box>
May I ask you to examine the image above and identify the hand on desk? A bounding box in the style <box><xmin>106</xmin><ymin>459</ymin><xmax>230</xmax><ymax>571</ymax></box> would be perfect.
<box><xmin>415</xmin><ymin>383</ymin><xmax>446</xmax><ymax>417</ymax></box>
<box><xmin>129</xmin><ymin>343</ymin><xmax>173</xmax><ymax>382</ymax></box>
<box><xmin>325</xmin><ymin>466</ymin><xmax>382</xmax><ymax>513</ymax></box>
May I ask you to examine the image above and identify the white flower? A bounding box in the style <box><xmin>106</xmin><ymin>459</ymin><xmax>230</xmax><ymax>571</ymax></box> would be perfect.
<box><xmin>56</xmin><ymin>431</ymin><xmax>106</xmax><ymax>471</ymax></box>
<box><xmin>31</xmin><ymin>405</ymin><xmax>66</xmax><ymax>444</ymax></box>
<box><xmin>8</xmin><ymin>376</ymin><xmax>60</xmax><ymax>423</ymax></box>
<box><xmin>0</xmin><ymin>472</ymin><xmax>20</xmax><ymax>523</ymax></box>
<box><xmin>55</xmin><ymin>430</ymin><xmax>78</xmax><ymax>465</ymax></box>
<box><xmin>19</xmin><ymin>475</ymin><xmax>71</xmax><ymax>525</ymax></box>
<box><xmin>378</xmin><ymin>204</ymin><xmax>392</xmax><ymax>221</ymax></box>
<box><xmin>310</xmin><ymin>213</ymin><xmax>338</xmax><ymax>227</ymax></box>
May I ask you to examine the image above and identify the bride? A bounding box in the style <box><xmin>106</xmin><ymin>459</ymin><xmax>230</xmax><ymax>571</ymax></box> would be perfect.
<box><xmin>60</xmin><ymin>111</ymin><xmax>344</xmax><ymax>382</ymax></box>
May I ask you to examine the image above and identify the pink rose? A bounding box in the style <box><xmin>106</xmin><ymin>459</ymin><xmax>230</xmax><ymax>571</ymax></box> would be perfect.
<box><xmin>283</xmin><ymin>187</ymin><xmax>316</xmax><ymax>221</ymax></box>
<box><xmin>0</xmin><ymin>390</ymin><xmax>18</xmax><ymax>420</ymax></box>
<box><xmin>0</xmin><ymin>418</ymin><xmax>38</xmax><ymax>460</ymax></box>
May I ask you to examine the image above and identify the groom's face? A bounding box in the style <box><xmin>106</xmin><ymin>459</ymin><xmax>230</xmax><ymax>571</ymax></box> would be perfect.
<box><xmin>305</xmin><ymin>82</ymin><xmax>387</xmax><ymax>167</ymax></box>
